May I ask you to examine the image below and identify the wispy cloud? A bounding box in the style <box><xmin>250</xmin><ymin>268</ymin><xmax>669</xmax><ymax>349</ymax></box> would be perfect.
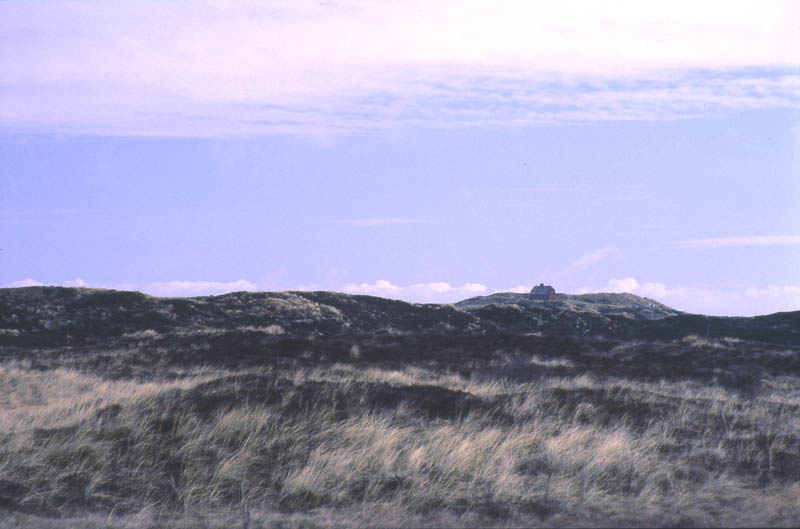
<box><xmin>1</xmin><ymin>1</ymin><xmax>796</xmax><ymax>135</ymax></box>
<box><xmin>342</xmin><ymin>279</ymin><xmax>487</xmax><ymax>303</ymax></box>
<box><xmin>563</xmin><ymin>246</ymin><xmax>620</xmax><ymax>275</ymax></box>
<box><xmin>675</xmin><ymin>235</ymin><xmax>800</xmax><ymax>248</ymax></box>
<box><xmin>336</xmin><ymin>218</ymin><xmax>426</xmax><ymax>227</ymax></box>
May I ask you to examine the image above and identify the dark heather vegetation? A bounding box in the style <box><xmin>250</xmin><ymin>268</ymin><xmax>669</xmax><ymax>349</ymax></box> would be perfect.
<box><xmin>0</xmin><ymin>286</ymin><xmax>799</xmax><ymax>528</ymax></box>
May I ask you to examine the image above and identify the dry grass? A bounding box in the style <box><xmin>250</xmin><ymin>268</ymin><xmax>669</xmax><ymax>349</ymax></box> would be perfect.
<box><xmin>1</xmin><ymin>357</ymin><xmax>799</xmax><ymax>527</ymax></box>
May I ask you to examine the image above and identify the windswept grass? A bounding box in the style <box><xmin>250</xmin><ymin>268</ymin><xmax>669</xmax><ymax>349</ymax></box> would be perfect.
<box><xmin>1</xmin><ymin>353</ymin><xmax>799</xmax><ymax>528</ymax></box>
<box><xmin>0</xmin><ymin>363</ymin><xmax>232</xmax><ymax>432</ymax></box>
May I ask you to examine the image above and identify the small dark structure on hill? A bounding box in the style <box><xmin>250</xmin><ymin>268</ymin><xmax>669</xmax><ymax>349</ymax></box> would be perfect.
<box><xmin>530</xmin><ymin>283</ymin><xmax>557</xmax><ymax>300</ymax></box>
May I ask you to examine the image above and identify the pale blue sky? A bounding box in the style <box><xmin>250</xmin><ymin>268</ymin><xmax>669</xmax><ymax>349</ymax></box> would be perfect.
<box><xmin>1</xmin><ymin>1</ymin><xmax>799</xmax><ymax>315</ymax></box>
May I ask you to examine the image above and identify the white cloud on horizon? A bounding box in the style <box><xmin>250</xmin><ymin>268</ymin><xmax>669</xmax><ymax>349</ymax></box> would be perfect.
<box><xmin>503</xmin><ymin>285</ymin><xmax>534</xmax><ymax>294</ymax></box>
<box><xmin>1</xmin><ymin>1</ymin><xmax>797</xmax><ymax>135</ymax></box>
<box><xmin>581</xmin><ymin>277</ymin><xmax>800</xmax><ymax>316</ymax></box>
<box><xmin>5</xmin><ymin>278</ymin><xmax>44</xmax><ymax>288</ymax></box>
<box><xmin>4</xmin><ymin>276</ymin><xmax>798</xmax><ymax>316</ymax></box>
<box><xmin>342</xmin><ymin>279</ymin><xmax>488</xmax><ymax>303</ymax></box>
<box><xmin>138</xmin><ymin>280</ymin><xmax>258</xmax><ymax>297</ymax></box>
<box><xmin>675</xmin><ymin>234</ymin><xmax>800</xmax><ymax>248</ymax></box>
<box><xmin>2</xmin><ymin>278</ymin><xmax>258</xmax><ymax>297</ymax></box>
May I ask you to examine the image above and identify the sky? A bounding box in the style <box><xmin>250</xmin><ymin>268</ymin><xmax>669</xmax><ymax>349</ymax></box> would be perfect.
<box><xmin>1</xmin><ymin>0</ymin><xmax>799</xmax><ymax>316</ymax></box>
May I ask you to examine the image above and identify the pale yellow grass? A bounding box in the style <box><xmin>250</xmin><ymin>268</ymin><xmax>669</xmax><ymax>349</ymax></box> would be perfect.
<box><xmin>0</xmin><ymin>364</ymin><xmax>216</xmax><ymax>432</ymax></box>
<box><xmin>2</xmin><ymin>360</ymin><xmax>800</xmax><ymax>527</ymax></box>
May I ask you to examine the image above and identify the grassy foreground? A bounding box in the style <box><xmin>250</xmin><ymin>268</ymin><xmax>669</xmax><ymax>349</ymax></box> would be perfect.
<box><xmin>1</xmin><ymin>338</ymin><xmax>799</xmax><ymax>528</ymax></box>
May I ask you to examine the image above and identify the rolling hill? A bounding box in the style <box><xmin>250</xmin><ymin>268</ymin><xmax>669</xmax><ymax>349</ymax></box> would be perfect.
<box><xmin>0</xmin><ymin>286</ymin><xmax>799</xmax><ymax>528</ymax></box>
